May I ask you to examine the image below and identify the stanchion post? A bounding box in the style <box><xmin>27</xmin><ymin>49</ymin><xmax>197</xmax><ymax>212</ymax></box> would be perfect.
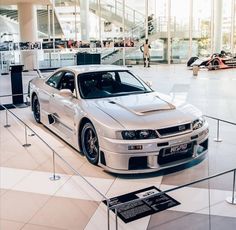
<box><xmin>226</xmin><ymin>169</ymin><xmax>236</xmax><ymax>204</ymax></box>
<box><xmin>49</xmin><ymin>150</ymin><xmax>61</xmax><ymax>181</ymax></box>
<box><xmin>115</xmin><ymin>208</ymin><xmax>118</xmax><ymax>230</ymax></box>
<box><xmin>107</xmin><ymin>199</ymin><xmax>110</xmax><ymax>230</ymax></box>
<box><xmin>214</xmin><ymin>119</ymin><xmax>222</xmax><ymax>142</ymax></box>
<box><xmin>4</xmin><ymin>109</ymin><xmax>11</xmax><ymax>128</ymax></box>
<box><xmin>22</xmin><ymin>125</ymin><xmax>31</xmax><ymax>147</ymax></box>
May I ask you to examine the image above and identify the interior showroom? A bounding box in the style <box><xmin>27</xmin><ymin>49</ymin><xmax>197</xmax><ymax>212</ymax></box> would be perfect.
<box><xmin>1</xmin><ymin>0</ymin><xmax>236</xmax><ymax>229</ymax></box>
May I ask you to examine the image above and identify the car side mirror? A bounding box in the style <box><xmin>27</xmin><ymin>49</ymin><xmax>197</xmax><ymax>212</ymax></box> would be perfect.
<box><xmin>59</xmin><ymin>89</ymin><xmax>73</xmax><ymax>97</ymax></box>
<box><xmin>146</xmin><ymin>81</ymin><xmax>152</xmax><ymax>88</ymax></box>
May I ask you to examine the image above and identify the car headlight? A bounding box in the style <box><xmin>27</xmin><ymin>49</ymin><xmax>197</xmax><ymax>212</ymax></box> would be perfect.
<box><xmin>192</xmin><ymin>117</ymin><xmax>205</xmax><ymax>130</ymax></box>
<box><xmin>121</xmin><ymin>130</ymin><xmax>158</xmax><ymax>140</ymax></box>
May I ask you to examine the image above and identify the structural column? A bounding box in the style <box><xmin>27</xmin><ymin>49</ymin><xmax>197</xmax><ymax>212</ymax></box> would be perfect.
<box><xmin>145</xmin><ymin>0</ymin><xmax>148</xmax><ymax>39</ymax></box>
<box><xmin>18</xmin><ymin>3</ymin><xmax>38</xmax><ymax>70</ymax></box>
<box><xmin>80</xmin><ymin>0</ymin><xmax>89</xmax><ymax>41</ymax></box>
<box><xmin>122</xmin><ymin>0</ymin><xmax>125</xmax><ymax>66</ymax></box>
<box><xmin>98</xmin><ymin>0</ymin><xmax>102</xmax><ymax>47</ymax></box>
<box><xmin>230</xmin><ymin>0</ymin><xmax>235</xmax><ymax>53</ymax></box>
<box><xmin>74</xmin><ymin>0</ymin><xmax>78</xmax><ymax>41</ymax></box>
<box><xmin>189</xmin><ymin>0</ymin><xmax>193</xmax><ymax>58</ymax></box>
<box><xmin>167</xmin><ymin>0</ymin><xmax>171</xmax><ymax>64</ymax></box>
<box><xmin>213</xmin><ymin>0</ymin><xmax>223</xmax><ymax>53</ymax></box>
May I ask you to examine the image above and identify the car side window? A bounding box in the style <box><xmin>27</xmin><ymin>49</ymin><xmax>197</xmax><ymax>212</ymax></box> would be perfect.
<box><xmin>57</xmin><ymin>72</ymin><xmax>76</xmax><ymax>94</ymax></box>
<box><xmin>46</xmin><ymin>71</ymin><xmax>63</xmax><ymax>89</ymax></box>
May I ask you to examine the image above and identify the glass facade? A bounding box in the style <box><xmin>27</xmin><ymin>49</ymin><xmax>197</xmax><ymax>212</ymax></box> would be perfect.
<box><xmin>192</xmin><ymin>0</ymin><xmax>212</xmax><ymax>57</ymax></box>
<box><xmin>0</xmin><ymin>0</ymin><xmax>236</xmax><ymax>70</ymax></box>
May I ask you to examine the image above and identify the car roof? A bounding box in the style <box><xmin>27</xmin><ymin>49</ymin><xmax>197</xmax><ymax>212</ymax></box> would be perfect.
<box><xmin>58</xmin><ymin>65</ymin><xmax>129</xmax><ymax>75</ymax></box>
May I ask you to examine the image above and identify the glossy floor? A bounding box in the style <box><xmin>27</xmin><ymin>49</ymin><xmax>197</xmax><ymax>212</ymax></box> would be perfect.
<box><xmin>0</xmin><ymin>65</ymin><xmax>236</xmax><ymax>230</ymax></box>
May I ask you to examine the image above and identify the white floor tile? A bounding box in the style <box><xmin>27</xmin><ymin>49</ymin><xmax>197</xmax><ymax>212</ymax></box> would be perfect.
<box><xmin>160</xmin><ymin>184</ymin><xmax>236</xmax><ymax>218</ymax></box>
<box><xmin>13</xmin><ymin>170</ymin><xmax>71</xmax><ymax>196</ymax></box>
<box><xmin>55</xmin><ymin>176</ymin><xmax>114</xmax><ymax>201</ymax></box>
<box><xmin>0</xmin><ymin>167</ymin><xmax>31</xmax><ymax>189</ymax></box>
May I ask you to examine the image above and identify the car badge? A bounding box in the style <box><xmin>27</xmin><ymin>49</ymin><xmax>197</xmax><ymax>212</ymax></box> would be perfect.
<box><xmin>179</xmin><ymin>125</ymin><xmax>186</xmax><ymax>131</ymax></box>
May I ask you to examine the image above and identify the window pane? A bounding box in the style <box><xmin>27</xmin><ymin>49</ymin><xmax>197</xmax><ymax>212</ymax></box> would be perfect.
<box><xmin>46</xmin><ymin>72</ymin><xmax>63</xmax><ymax>88</ymax></box>
<box><xmin>119</xmin><ymin>71</ymin><xmax>144</xmax><ymax>89</ymax></box>
<box><xmin>193</xmin><ymin>0</ymin><xmax>212</xmax><ymax>57</ymax></box>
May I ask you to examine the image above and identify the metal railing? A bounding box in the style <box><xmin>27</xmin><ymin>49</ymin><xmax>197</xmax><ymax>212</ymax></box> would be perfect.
<box><xmin>204</xmin><ymin>115</ymin><xmax>236</xmax><ymax>142</ymax></box>
<box><xmin>0</xmin><ymin>92</ymin><xmax>28</xmax><ymax>98</ymax></box>
<box><xmin>0</xmin><ymin>103</ymin><xmax>113</xmax><ymax>229</ymax></box>
<box><xmin>89</xmin><ymin>0</ymin><xmax>144</xmax><ymax>25</ymax></box>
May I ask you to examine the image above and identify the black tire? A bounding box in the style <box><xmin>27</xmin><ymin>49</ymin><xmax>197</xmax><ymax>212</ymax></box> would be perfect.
<box><xmin>187</xmin><ymin>57</ymin><xmax>199</xmax><ymax>67</ymax></box>
<box><xmin>81</xmin><ymin>122</ymin><xmax>99</xmax><ymax>165</ymax></box>
<box><xmin>32</xmin><ymin>95</ymin><xmax>41</xmax><ymax>123</ymax></box>
<box><xmin>212</xmin><ymin>59</ymin><xmax>220</xmax><ymax>69</ymax></box>
<box><xmin>209</xmin><ymin>59</ymin><xmax>220</xmax><ymax>70</ymax></box>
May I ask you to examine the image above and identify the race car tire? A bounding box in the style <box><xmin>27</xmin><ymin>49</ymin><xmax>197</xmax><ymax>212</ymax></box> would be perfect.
<box><xmin>212</xmin><ymin>59</ymin><xmax>220</xmax><ymax>70</ymax></box>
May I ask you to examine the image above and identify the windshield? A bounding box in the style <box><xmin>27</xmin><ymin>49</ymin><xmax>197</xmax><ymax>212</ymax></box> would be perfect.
<box><xmin>78</xmin><ymin>70</ymin><xmax>152</xmax><ymax>99</ymax></box>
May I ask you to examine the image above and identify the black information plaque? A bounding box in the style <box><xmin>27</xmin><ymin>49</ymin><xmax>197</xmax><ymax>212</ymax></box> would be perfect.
<box><xmin>103</xmin><ymin>186</ymin><xmax>180</xmax><ymax>223</ymax></box>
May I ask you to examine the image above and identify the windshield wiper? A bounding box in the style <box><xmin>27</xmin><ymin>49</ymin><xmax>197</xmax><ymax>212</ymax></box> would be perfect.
<box><xmin>123</xmin><ymin>91</ymin><xmax>151</xmax><ymax>95</ymax></box>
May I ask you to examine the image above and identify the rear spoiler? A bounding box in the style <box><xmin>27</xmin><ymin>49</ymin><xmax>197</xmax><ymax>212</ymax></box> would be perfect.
<box><xmin>35</xmin><ymin>69</ymin><xmax>43</xmax><ymax>78</ymax></box>
<box><xmin>34</xmin><ymin>68</ymin><xmax>58</xmax><ymax>78</ymax></box>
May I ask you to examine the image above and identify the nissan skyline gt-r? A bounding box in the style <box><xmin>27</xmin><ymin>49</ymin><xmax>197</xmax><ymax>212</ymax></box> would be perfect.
<box><xmin>28</xmin><ymin>65</ymin><xmax>209</xmax><ymax>174</ymax></box>
<box><xmin>187</xmin><ymin>51</ymin><xmax>236</xmax><ymax>70</ymax></box>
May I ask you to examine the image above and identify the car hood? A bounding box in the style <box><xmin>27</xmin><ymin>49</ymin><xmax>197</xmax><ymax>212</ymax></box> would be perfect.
<box><xmin>87</xmin><ymin>92</ymin><xmax>202</xmax><ymax>130</ymax></box>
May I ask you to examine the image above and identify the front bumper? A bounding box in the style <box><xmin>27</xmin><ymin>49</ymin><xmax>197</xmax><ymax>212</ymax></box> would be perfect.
<box><xmin>98</xmin><ymin>126</ymin><xmax>209</xmax><ymax>174</ymax></box>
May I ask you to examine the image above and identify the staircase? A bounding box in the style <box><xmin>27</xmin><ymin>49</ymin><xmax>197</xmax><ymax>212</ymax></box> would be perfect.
<box><xmin>101</xmin><ymin>19</ymin><xmax>164</xmax><ymax>64</ymax></box>
<box><xmin>89</xmin><ymin>0</ymin><xmax>144</xmax><ymax>29</ymax></box>
<box><xmin>101</xmin><ymin>16</ymin><xmax>201</xmax><ymax>64</ymax></box>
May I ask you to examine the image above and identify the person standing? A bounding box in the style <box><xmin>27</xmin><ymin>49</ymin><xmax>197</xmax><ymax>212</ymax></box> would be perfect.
<box><xmin>140</xmin><ymin>39</ymin><xmax>151</xmax><ymax>67</ymax></box>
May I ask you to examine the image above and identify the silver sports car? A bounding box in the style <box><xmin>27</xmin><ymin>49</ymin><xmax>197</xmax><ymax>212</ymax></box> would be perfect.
<box><xmin>29</xmin><ymin>65</ymin><xmax>209</xmax><ymax>173</ymax></box>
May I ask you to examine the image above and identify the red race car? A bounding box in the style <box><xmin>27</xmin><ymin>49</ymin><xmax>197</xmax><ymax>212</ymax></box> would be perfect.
<box><xmin>187</xmin><ymin>51</ymin><xmax>236</xmax><ymax>70</ymax></box>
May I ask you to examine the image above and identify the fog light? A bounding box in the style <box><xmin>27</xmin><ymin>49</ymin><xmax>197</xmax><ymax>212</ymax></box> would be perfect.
<box><xmin>128</xmin><ymin>145</ymin><xmax>143</xmax><ymax>150</ymax></box>
<box><xmin>191</xmin><ymin>135</ymin><xmax>198</xmax><ymax>140</ymax></box>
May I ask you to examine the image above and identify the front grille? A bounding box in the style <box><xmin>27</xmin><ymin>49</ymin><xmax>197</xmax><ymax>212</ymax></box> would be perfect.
<box><xmin>157</xmin><ymin>123</ymin><xmax>191</xmax><ymax>137</ymax></box>
<box><xmin>158</xmin><ymin>142</ymin><xmax>193</xmax><ymax>165</ymax></box>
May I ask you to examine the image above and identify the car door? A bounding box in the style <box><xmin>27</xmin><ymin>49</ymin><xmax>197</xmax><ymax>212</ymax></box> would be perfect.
<box><xmin>48</xmin><ymin>71</ymin><xmax>77</xmax><ymax>140</ymax></box>
<box><xmin>39</xmin><ymin>71</ymin><xmax>64</xmax><ymax>123</ymax></box>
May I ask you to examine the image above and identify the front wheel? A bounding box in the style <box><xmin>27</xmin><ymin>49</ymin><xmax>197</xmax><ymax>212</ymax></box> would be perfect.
<box><xmin>81</xmin><ymin>122</ymin><xmax>99</xmax><ymax>165</ymax></box>
<box><xmin>209</xmin><ymin>59</ymin><xmax>220</xmax><ymax>70</ymax></box>
<box><xmin>212</xmin><ymin>59</ymin><xmax>220</xmax><ymax>69</ymax></box>
<box><xmin>32</xmin><ymin>95</ymin><xmax>41</xmax><ymax>123</ymax></box>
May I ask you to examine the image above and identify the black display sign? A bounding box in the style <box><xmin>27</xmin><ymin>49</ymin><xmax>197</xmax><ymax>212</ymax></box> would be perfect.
<box><xmin>19</xmin><ymin>42</ymin><xmax>41</xmax><ymax>50</ymax></box>
<box><xmin>104</xmin><ymin>186</ymin><xmax>180</xmax><ymax>223</ymax></box>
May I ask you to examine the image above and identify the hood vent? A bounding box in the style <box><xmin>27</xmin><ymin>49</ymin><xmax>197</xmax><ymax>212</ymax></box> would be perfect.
<box><xmin>109</xmin><ymin>98</ymin><xmax>175</xmax><ymax>115</ymax></box>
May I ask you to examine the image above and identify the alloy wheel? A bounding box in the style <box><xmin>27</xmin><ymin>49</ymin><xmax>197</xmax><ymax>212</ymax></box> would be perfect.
<box><xmin>33</xmin><ymin>96</ymin><xmax>41</xmax><ymax>123</ymax></box>
<box><xmin>81</xmin><ymin>122</ymin><xmax>99</xmax><ymax>165</ymax></box>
